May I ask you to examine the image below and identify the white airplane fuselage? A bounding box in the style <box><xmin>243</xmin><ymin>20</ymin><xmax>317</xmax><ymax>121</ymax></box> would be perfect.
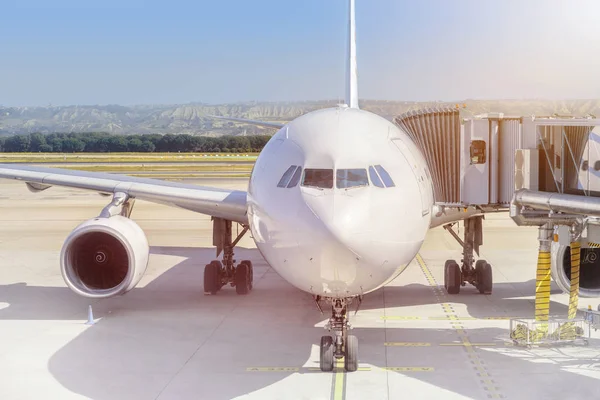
<box><xmin>247</xmin><ymin>106</ymin><xmax>434</xmax><ymax>298</ymax></box>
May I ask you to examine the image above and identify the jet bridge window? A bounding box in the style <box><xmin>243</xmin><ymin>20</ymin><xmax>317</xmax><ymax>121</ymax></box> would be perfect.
<box><xmin>470</xmin><ymin>140</ymin><xmax>486</xmax><ymax>164</ymax></box>
<box><xmin>337</xmin><ymin>169</ymin><xmax>368</xmax><ymax>189</ymax></box>
<box><xmin>370</xmin><ymin>165</ymin><xmax>395</xmax><ymax>188</ymax></box>
<box><xmin>302</xmin><ymin>169</ymin><xmax>333</xmax><ymax>189</ymax></box>
<box><xmin>277</xmin><ymin>166</ymin><xmax>298</xmax><ymax>188</ymax></box>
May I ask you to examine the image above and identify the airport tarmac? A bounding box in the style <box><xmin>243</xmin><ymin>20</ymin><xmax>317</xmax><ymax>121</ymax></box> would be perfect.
<box><xmin>1</xmin><ymin>178</ymin><xmax>600</xmax><ymax>400</ymax></box>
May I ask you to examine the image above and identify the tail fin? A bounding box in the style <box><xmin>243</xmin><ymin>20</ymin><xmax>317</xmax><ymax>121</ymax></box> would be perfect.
<box><xmin>345</xmin><ymin>0</ymin><xmax>359</xmax><ymax>109</ymax></box>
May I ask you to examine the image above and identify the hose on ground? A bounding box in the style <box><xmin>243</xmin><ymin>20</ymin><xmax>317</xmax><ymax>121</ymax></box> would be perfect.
<box><xmin>550</xmin><ymin>322</ymin><xmax>584</xmax><ymax>340</ymax></box>
<box><xmin>510</xmin><ymin>324</ymin><xmax>547</xmax><ymax>343</ymax></box>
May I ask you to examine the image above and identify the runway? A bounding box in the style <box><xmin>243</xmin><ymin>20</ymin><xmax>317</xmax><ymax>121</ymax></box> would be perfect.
<box><xmin>2</xmin><ymin>178</ymin><xmax>600</xmax><ymax>399</ymax></box>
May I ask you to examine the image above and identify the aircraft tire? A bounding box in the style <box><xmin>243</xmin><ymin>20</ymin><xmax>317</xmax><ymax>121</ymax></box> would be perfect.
<box><xmin>235</xmin><ymin>263</ymin><xmax>250</xmax><ymax>295</ymax></box>
<box><xmin>204</xmin><ymin>261</ymin><xmax>221</xmax><ymax>295</ymax></box>
<box><xmin>444</xmin><ymin>260</ymin><xmax>455</xmax><ymax>291</ymax></box>
<box><xmin>344</xmin><ymin>335</ymin><xmax>358</xmax><ymax>372</ymax></box>
<box><xmin>320</xmin><ymin>336</ymin><xmax>334</xmax><ymax>372</ymax></box>
<box><xmin>240</xmin><ymin>260</ymin><xmax>253</xmax><ymax>290</ymax></box>
<box><xmin>475</xmin><ymin>260</ymin><xmax>493</xmax><ymax>295</ymax></box>
<box><xmin>445</xmin><ymin>261</ymin><xmax>461</xmax><ymax>295</ymax></box>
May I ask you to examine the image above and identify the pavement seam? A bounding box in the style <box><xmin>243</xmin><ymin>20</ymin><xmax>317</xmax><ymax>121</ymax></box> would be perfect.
<box><xmin>154</xmin><ymin>311</ymin><xmax>230</xmax><ymax>400</ymax></box>
<box><xmin>154</xmin><ymin>265</ymin><xmax>268</xmax><ymax>399</ymax></box>
<box><xmin>416</xmin><ymin>254</ymin><xmax>506</xmax><ymax>399</ymax></box>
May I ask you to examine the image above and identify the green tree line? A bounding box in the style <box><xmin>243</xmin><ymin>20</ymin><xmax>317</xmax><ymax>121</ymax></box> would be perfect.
<box><xmin>0</xmin><ymin>132</ymin><xmax>272</xmax><ymax>153</ymax></box>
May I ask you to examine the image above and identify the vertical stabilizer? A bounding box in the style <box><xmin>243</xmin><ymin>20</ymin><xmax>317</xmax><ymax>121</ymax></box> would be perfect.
<box><xmin>345</xmin><ymin>0</ymin><xmax>359</xmax><ymax>109</ymax></box>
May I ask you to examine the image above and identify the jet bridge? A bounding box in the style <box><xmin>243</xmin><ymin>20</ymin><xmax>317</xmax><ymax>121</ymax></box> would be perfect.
<box><xmin>394</xmin><ymin>108</ymin><xmax>599</xmax><ymax>207</ymax></box>
<box><xmin>394</xmin><ymin>108</ymin><xmax>600</xmax><ymax>304</ymax></box>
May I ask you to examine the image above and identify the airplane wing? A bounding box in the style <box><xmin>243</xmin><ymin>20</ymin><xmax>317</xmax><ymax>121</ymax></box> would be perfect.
<box><xmin>210</xmin><ymin>115</ymin><xmax>285</xmax><ymax>129</ymax></box>
<box><xmin>0</xmin><ymin>164</ymin><xmax>248</xmax><ymax>224</ymax></box>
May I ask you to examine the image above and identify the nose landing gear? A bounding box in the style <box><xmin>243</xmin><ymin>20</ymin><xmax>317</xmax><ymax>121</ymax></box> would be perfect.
<box><xmin>318</xmin><ymin>297</ymin><xmax>359</xmax><ymax>372</ymax></box>
<box><xmin>443</xmin><ymin>216</ymin><xmax>493</xmax><ymax>295</ymax></box>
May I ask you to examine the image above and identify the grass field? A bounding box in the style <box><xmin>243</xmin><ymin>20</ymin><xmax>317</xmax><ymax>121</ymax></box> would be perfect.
<box><xmin>57</xmin><ymin>164</ymin><xmax>253</xmax><ymax>173</ymax></box>
<box><xmin>0</xmin><ymin>153</ymin><xmax>256</xmax><ymax>179</ymax></box>
<box><xmin>0</xmin><ymin>153</ymin><xmax>259</xmax><ymax>163</ymax></box>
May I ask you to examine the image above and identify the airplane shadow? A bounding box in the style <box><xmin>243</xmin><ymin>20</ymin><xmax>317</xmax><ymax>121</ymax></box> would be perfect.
<box><xmin>1</xmin><ymin>246</ymin><xmax>598</xmax><ymax>399</ymax></box>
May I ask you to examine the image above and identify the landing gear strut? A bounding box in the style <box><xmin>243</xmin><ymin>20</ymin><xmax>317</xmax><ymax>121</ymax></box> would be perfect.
<box><xmin>203</xmin><ymin>218</ymin><xmax>252</xmax><ymax>295</ymax></box>
<box><xmin>443</xmin><ymin>216</ymin><xmax>493</xmax><ymax>295</ymax></box>
<box><xmin>318</xmin><ymin>297</ymin><xmax>358</xmax><ymax>372</ymax></box>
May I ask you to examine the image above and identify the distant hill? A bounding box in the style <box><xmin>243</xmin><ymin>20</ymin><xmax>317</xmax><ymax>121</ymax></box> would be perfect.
<box><xmin>1</xmin><ymin>99</ymin><xmax>599</xmax><ymax>136</ymax></box>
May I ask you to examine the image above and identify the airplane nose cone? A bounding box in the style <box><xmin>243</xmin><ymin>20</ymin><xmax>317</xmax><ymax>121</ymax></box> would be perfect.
<box><xmin>302</xmin><ymin>190</ymin><xmax>374</xmax><ymax>260</ymax></box>
<box><xmin>301</xmin><ymin>187</ymin><xmax>426</xmax><ymax>269</ymax></box>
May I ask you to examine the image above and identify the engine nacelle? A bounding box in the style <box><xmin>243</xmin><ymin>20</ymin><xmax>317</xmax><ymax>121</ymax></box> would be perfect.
<box><xmin>551</xmin><ymin>241</ymin><xmax>600</xmax><ymax>298</ymax></box>
<box><xmin>60</xmin><ymin>216</ymin><xmax>149</xmax><ymax>298</ymax></box>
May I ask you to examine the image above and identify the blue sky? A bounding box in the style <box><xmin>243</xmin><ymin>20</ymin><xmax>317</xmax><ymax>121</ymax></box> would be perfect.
<box><xmin>1</xmin><ymin>0</ymin><xmax>600</xmax><ymax>106</ymax></box>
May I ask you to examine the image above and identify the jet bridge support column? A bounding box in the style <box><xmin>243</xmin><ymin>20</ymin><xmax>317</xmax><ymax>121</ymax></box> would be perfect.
<box><xmin>534</xmin><ymin>223</ymin><xmax>553</xmax><ymax>324</ymax></box>
<box><xmin>557</xmin><ymin>227</ymin><xmax>583</xmax><ymax>339</ymax></box>
<box><xmin>567</xmin><ymin>239</ymin><xmax>581</xmax><ymax>319</ymax></box>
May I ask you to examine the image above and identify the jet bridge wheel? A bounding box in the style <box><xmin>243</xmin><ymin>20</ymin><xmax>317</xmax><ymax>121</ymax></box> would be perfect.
<box><xmin>444</xmin><ymin>260</ymin><xmax>461</xmax><ymax>295</ymax></box>
<box><xmin>204</xmin><ymin>260</ymin><xmax>222</xmax><ymax>295</ymax></box>
<box><xmin>320</xmin><ymin>336</ymin><xmax>334</xmax><ymax>372</ymax></box>
<box><xmin>475</xmin><ymin>260</ymin><xmax>493</xmax><ymax>295</ymax></box>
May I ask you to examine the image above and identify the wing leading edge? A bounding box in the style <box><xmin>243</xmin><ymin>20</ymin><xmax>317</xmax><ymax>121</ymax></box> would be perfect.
<box><xmin>0</xmin><ymin>164</ymin><xmax>248</xmax><ymax>224</ymax></box>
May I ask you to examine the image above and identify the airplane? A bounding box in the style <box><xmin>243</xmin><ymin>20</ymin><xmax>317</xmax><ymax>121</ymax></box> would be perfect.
<box><xmin>0</xmin><ymin>0</ymin><xmax>494</xmax><ymax>372</ymax></box>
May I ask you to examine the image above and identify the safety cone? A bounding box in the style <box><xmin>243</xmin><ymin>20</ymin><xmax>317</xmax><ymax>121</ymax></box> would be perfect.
<box><xmin>86</xmin><ymin>305</ymin><xmax>95</xmax><ymax>325</ymax></box>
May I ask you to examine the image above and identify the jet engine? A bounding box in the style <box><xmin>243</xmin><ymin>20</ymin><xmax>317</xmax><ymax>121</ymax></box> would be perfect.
<box><xmin>60</xmin><ymin>215</ymin><xmax>149</xmax><ymax>298</ymax></box>
<box><xmin>551</xmin><ymin>241</ymin><xmax>600</xmax><ymax>298</ymax></box>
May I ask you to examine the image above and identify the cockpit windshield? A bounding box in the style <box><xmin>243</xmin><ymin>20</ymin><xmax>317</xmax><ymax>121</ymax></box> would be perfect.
<box><xmin>277</xmin><ymin>166</ymin><xmax>297</xmax><ymax>188</ymax></box>
<box><xmin>302</xmin><ymin>169</ymin><xmax>333</xmax><ymax>189</ymax></box>
<box><xmin>298</xmin><ymin>166</ymin><xmax>393</xmax><ymax>190</ymax></box>
<box><xmin>370</xmin><ymin>165</ymin><xmax>395</xmax><ymax>188</ymax></box>
<box><xmin>336</xmin><ymin>169</ymin><xmax>368</xmax><ymax>189</ymax></box>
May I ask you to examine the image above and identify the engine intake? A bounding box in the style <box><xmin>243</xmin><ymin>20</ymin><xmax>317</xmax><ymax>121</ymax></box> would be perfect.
<box><xmin>551</xmin><ymin>242</ymin><xmax>600</xmax><ymax>297</ymax></box>
<box><xmin>60</xmin><ymin>216</ymin><xmax>149</xmax><ymax>298</ymax></box>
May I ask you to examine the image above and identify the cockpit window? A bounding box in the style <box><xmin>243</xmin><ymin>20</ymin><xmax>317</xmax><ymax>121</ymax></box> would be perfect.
<box><xmin>371</xmin><ymin>165</ymin><xmax>395</xmax><ymax>188</ymax></box>
<box><xmin>302</xmin><ymin>169</ymin><xmax>333</xmax><ymax>189</ymax></box>
<box><xmin>277</xmin><ymin>166</ymin><xmax>297</xmax><ymax>188</ymax></box>
<box><xmin>336</xmin><ymin>169</ymin><xmax>368</xmax><ymax>189</ymax></box>
<box><xmin>287</xmin><ymin>167</ymin><xmax>303</xmax><ymax>188</ymax></box>
<box><xmin>369</xmin><ymin>166</ymin><xmax>384</xmax><ymax>188</ymax></box>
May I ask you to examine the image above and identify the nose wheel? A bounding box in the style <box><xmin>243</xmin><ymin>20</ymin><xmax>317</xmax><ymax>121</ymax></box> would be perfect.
<box><xmin>318</xmin><ymin>298</ymin><xmax>358</xmax><ymax>372</ymax></box>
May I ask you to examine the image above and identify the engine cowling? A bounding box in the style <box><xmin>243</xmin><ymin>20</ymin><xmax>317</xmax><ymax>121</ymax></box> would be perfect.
<box><xmin>551</xmin><ymin>241</ymin><xmax>600</xmax><ymax>298</ymax></box>
<box><xmin>60</xmin><ymin>216</ymin><xmax>149</xmax><ymax>298</ymax></box>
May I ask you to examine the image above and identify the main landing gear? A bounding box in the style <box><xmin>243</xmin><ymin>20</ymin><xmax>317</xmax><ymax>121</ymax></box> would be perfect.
<box><xmin>204</xmin><ymin>218</ymin><xmax>253</xmax><ymax>295</ymax></box>
<box><xmin>316</xmin><ymin>297</ymin><xmax>360</xmax><ymax>372</ymax></box>
<box><xmin>443</xmin><ymin>216</ymin><xmax>493</xmax><ymax>295</ymax></box>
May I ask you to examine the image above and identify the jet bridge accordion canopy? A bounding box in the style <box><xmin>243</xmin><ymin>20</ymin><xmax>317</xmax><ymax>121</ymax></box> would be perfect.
<box><xmin>394</xmin><ymin>108</ymin><xmax>461</xmax><ymax>204</ymax></box>
<box><xmin>393</xmin><ymin>108</ymin><xmax>599</xmax><ymax>207</ymax></box>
